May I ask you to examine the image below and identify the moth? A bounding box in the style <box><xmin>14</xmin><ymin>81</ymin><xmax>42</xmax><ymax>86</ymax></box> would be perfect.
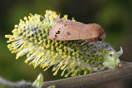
<box><xmin>49</xmin><ymin>18</ymin><xmax>106</xmax><ymax>45</ymax></box>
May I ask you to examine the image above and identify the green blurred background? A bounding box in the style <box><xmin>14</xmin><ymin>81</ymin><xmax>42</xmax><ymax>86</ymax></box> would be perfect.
<box><xmin>0</xmin><ymin>0</ymin><xmax>132</xmax><ymax>88</ymax></box>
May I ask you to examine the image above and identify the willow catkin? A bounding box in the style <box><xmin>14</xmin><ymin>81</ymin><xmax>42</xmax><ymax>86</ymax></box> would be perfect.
<box><xmin>5</xmin><ymin>10</ymin><xmax>123</xmax><ymax>77</ymax></box>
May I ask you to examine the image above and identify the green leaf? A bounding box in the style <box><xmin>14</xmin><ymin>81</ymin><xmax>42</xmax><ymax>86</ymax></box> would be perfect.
<box><xmin>32</xmin><ymin>73</ymin><xmax>43</xmax><ymax>88</ymax></box>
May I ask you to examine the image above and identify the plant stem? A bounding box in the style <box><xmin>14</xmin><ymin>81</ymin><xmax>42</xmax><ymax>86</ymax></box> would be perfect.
<box><xmin>42</xmin><ymin>61</ymin><xmax>132</xmax><ymax>88</ymax></box>
<box><xmin>0</xmin><ymin>61</ymin><xmax>132</xmax><ymax>88</ymax></box>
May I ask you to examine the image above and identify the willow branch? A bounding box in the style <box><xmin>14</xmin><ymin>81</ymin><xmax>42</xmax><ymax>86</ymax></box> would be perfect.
<box><xmin>42</xmin><ymin>61</ymin><xmax>132</xmax><ymax>88</ymax></box>
<box><xmin>0</xmin><ymin>61</ymin><xmax>132</xmax><ymax>88</ymax></box>
<box><xmin>0</xmin><ymin>77</ymin><xmax>33</xmax><ymax>88</ymax></box>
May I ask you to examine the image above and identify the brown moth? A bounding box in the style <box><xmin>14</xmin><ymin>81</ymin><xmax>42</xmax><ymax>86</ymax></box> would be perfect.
<box><xmin>48</xmin><ymin>18</ymin><xmax>106</xmax><ymax>45</ymax></box>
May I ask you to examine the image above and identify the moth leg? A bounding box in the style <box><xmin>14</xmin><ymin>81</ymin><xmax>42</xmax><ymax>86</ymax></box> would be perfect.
<box><xmin>89</xmin><ymin>41</ymin><xmax>94</xmax><ymax>45</ymax></box>
<box><xmin>79</xmin><ymin>38</ymin><xmax>98</xmax><ymax>46</ymax></box>
<box><xmin>79</xmin><ymin>41</ymin><xmax>88</xmax><ymax>46</ymax></box>
<box><xmin>89</xmin><ymin>38</ymin><xmax>98</xmax><ymax>44</ymax></box>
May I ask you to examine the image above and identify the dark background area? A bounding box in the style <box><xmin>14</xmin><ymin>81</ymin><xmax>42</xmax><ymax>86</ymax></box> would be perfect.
<box><xmin>0</xmin><ymin>0</ymin><xmax>132</xmax><ymax>88</ymax></box>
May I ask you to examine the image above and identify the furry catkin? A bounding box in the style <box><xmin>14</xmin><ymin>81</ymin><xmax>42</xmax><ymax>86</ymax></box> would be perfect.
<box><xmin>5</xmin><ymin>10</ymin><xmax>123</xmax><ymax>77</ymax></box>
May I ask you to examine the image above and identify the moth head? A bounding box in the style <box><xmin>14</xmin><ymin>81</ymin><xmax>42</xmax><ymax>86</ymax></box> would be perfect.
<box><xmin>103</xmin><ymin>47</ymin><xmax>123</xmax><ymax>69</ymax></box>
<box><xmin>98</xmin><ymin>31</ymin><xmax>106</xmax><ymax>41</ymax></box>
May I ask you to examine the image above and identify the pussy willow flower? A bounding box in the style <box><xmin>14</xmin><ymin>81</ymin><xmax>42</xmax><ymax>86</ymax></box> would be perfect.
<box><xmin>5</xmin><ymin>10</ymin><xmax>123</xmax><ymax>77</ymax></box>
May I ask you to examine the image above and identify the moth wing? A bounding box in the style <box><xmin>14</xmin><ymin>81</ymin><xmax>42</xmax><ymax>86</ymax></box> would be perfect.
<box><xmin>49</xmin><ymin>18</ymin><xmax>104</xmax><ymax>41</ymax></box>
<box><xmin>48</xmin><ymin>23</ymin><xmax>63</xmax><ymax>40</ymax></box>
<box><xmin>80</xmin><ymin>23</ymin><xmax>104</xmax><ymax>40</ymax></box>
<box><xmin>49</xmin><ymin>23</ymin><xmax>85</xmax><ymax>41</ymax></box>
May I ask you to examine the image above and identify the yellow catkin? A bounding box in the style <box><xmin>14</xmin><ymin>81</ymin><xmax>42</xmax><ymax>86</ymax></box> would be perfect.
<box><xmin>5</xmin><ymin>10</ymin><xmax>120</xmax><ymax>78</ymax></box>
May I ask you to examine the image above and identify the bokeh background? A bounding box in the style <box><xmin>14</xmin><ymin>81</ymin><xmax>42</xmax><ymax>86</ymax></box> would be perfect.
<box><xmin>0</xmin><ymin>0</ymin><xmax>132</xmax><ymax>88</ymax></box>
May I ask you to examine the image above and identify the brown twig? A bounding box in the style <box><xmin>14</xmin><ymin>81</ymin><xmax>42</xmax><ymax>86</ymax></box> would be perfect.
<box><xmin>0</xmin><ymin>61</ymin><xmax>131</xmax><ymax>88</ymax></box>
<box><xmin>0</xmin><ymin>77</ymin><xmax>33</xmax><ymax>88</ymax></box>
<box><xmin>42</xmin><ymin>61</ymin><xmax>132</xmax><ymax>88</ymax></box>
